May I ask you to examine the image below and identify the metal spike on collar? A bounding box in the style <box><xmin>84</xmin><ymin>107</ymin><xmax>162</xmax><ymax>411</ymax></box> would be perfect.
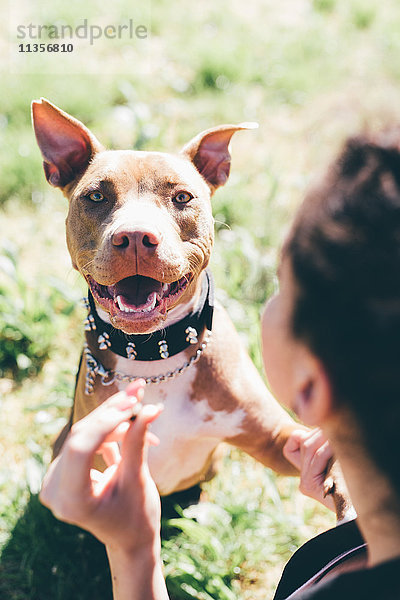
<box><xmin>82</xmin><ymin>296</ymin><xmax>97</xmax><ymax>331</ymax></box>
<box><xmin>84</xmin><ymin>314</ymin><xmax>96</xmax><ymax>332</ymax></box>
<box><xmin>185</xmin><ymin>326</ymin><xmax>198</xmax><ymax>344</ymax></box>
<box><xmin>98</xmin><ymin>332</ymin><xmax>111</xmax><ymax>350</ymax></box>
<box><xmin>158</xmin><ymin>340</ymin><xmax>169</xmax><ymax>359</ymax></box>
<box><xmin>83</xmin><ymin>331</ymin><xmax>211</xmax><ymax>394</ymax></box>
<box><xmin>126</xmin><ymin>342</ymin><xmax>137</xmax><ymax>360</ymax></box>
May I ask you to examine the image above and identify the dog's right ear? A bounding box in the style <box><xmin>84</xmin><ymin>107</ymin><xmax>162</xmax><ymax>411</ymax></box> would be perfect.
<box><xmin>31</xmin><ymin>98</ymin><xmax>103</xmax><ymax>188</ymax></box>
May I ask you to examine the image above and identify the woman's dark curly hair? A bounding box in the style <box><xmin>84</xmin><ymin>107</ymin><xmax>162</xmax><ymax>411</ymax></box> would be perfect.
<box><xmin>285</xmin><ymin>128</ymin><xmax>400</xmax><ymax>497</ymax></box>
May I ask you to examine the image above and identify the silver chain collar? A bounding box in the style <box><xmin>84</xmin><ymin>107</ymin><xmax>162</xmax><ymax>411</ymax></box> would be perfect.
<box><xmin>83</xmin><ymin>331</ymin><xmax>211</xmax><ymax>394</ymax></box>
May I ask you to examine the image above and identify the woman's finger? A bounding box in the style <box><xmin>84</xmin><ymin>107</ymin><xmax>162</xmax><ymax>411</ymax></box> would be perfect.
<box><xmin>89</xmin><ymin>468</ymin><xmax>103</xmax><ymax>483</ymax></box>
<box><xmin>103</xmin><ymin>422</ymin><xmax>130</xmax><ymax>444</ymax></box>
<box><xmin>60</xmin><ymin>386</ymin><xmax>146</xmax><ymax>497</ymax></box>
<box><xmin>309</xmin><ymin>440</ymin><xmax>333</xmax><ymax>478</ymax></box>
<box><xmin>283</xmin><ymin>429</ymin><xmax>311</xmax><ymax>469</ymax></box>
<box><xmin>302</xmin><ymin>428</ymin><xmax>326</xmax><ymax>454</ymax></box>
<box><xmin>100</xmin><ymin>441</ymin><xmax>121</xmax><ymax>467</ymax></box>
<box><xmin>300</xmin><ymin>441</ymin><xmax>333</xmax><ymax>492</ymax></box>
<box><xmin>125</xmin><ymin>380</ymin><xmax>146</xmax><ymax>399</ymax></box>
<box><xmin>92</xmin><ymin>464</ymin><xmax>119</xmax><ymax>498</ymax></box>
<box><xmin>120</xmin><ymin>404</ymin><xmax>164</xmax><ymax>480</ymax></box>
<box><xmin>146</xmin><ymin>431</ymin><xmax>161</xmax><ymax>447</ymax></box>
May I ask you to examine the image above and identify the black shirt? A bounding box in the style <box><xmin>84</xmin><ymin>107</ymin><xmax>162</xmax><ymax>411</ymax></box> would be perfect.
<box><xmin>273</xmin><ymin>520</ymin><xmax>400</xmax><ymax>600</ymax></box>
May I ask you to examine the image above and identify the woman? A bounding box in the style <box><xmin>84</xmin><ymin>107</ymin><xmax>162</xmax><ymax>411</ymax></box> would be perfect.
<box><xmin>40</xmin><ymin>128</ymin><xmax>400</xmax><ymax>599</ymax></box>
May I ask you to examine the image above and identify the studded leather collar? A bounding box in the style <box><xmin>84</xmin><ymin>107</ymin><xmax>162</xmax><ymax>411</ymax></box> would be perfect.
<box><xmin>83</xmin><ymin>270</ymin><xmax>214</xmax><ymax>362</ymax></box>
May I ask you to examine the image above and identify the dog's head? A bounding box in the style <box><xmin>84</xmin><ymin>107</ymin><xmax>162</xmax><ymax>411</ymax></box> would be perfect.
<box><xmin>32</xmin><ymin>98</ymin><xmax>256</xmax><ymax>334</ymax></box>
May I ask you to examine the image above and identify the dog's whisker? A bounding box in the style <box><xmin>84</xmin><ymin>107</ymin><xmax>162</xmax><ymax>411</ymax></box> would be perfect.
<box><xmin>214</xmin><ymin>219</ymin><xmax>231</xmax><ymax>230</ymax></box>
<box><xmin>79</xmin><ymin>257</ymin><xmax>97</xmax><ymax>272</ymax></box>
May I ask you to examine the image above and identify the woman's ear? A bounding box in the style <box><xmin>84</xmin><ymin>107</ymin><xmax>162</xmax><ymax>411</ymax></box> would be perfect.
<box><xmin>293</xmin><ymin>349</ymin><xmax>334</xmax><ymax>427</ymax></box>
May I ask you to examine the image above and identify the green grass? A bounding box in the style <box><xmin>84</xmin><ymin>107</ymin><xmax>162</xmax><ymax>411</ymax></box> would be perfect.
<box><xmin>2</xmin><ymin>0</ymin><xmax>400</xmax><ymax>597</ymax></box>
<box><xmin>0</xmin><ymin>243</ymin><xmax>78</xmax><ymax>381</ymax></box>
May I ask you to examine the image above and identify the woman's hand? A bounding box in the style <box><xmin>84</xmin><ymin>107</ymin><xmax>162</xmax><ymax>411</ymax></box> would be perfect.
<box><xmin>40</xmin><ymin>380</ymin><xmax>163</xmax><ymax>554</ymax></box>
<box><xmin>283</xmin><ymin>428</ymin><xmax>354</xmax><ymax>521</ymax></box>
<box><xmin>40</xmin><ymin>381</ymin><xmax>170</xmax><ymax>599</ymax></box>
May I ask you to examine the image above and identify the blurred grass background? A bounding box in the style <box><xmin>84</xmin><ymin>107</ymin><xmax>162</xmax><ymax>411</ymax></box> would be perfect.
<box><xmin>2</xmin><ymin>0</ymin><xmax>400</xmax><ymax>597</ymax></box>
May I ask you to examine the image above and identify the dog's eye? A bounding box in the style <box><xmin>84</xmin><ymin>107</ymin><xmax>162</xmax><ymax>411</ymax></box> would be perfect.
<box><xmin>174</xmin><ymin>191</ymin><xmax>193</xmax><ymax>204</ymax></box>
<box><xmin>88</xmin><ymin>192</ymin><xmax>105</xmax><ymax>202</ymax></box>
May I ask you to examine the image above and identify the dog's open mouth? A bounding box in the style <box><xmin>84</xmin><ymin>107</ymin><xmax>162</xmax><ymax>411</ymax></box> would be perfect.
<box><xmin>87</xmin><ymin>273</ymin><xmax>193</xmax><ymax>321</ymax></box>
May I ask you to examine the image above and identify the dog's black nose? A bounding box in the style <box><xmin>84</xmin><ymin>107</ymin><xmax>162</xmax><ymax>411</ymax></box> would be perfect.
<box><xmin>112</xmin><ymin>227</ymin><xmax>161</xmax><ymax>250</ymax></box>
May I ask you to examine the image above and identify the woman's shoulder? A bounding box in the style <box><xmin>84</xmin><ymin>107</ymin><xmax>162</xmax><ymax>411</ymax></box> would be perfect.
<box><xmin>295</xmin><ymin>554</ymin><xmax>400</xmax><ymax>600</ymax></box>
<box><xmin>274</xmin><ymin>519</ymin><xmax>400</xmax><ymax>600</ymax></box>
<box><xmin>274</xmin><ymin>519</ymin><xmax>365</xmax><ymax>600</ymax></box>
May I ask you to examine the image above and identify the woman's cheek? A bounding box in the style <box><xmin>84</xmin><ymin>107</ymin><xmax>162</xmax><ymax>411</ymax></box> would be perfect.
<box><xmin>261</xmin><ymin>297</ymin><xmax>294</xmax><ymax>409</ymax></box>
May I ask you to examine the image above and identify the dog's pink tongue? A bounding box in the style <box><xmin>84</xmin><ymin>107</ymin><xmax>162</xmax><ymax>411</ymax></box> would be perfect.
<box><xmin>112</xmin><ymin>275</ymin><xmax>162</xmax><ymax>307</ymax></box>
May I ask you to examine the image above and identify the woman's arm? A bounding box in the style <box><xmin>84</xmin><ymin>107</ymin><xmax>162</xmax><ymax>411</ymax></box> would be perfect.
<box><xmin>107</xmin><ymin>545</ymin><xmax>167</xmax><ymax>600</ymax></box>
<box><xmin>40</xmin><ymin>381</ymin><xmax>170</xmax><ymax>600</ymax></box>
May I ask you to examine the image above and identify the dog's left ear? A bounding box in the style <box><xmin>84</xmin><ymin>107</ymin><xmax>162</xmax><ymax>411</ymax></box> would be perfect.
<box><xmin>181</xmin><ymin>122</ymin><xmax>258</xmax><ymax>192</ymax></box>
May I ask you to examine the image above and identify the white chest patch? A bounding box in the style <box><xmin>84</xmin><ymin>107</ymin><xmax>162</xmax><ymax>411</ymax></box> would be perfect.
<box><xmin>113</xmin><ymin>353</ymin><xmax>246</xmax><ymax>495</ymax></box>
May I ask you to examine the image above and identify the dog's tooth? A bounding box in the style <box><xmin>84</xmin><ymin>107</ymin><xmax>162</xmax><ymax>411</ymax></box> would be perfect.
<box><xmin>147</xmin><ymin>292</ymin><xmax>157</xmax><ymax>310</ymax></box>
<box><xmin>116</xmin><ymin>292</ymin><xmax>157</xmax><ymax>315</ymax></box>
<box><xmin>117</xmin><ymin>296</ymin><xmax>134</xmax><ymax>313</ymax></box>
<box><xmin>162</xmin><ymin>283</ymin><xmax>169</xmax><ymax>292</ymax></box>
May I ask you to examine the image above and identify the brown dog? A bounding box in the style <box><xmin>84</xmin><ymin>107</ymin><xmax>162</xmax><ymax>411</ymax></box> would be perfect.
<box><xmin>32</xmin><ymin>98</ymin><xmax>300</xmax><ymax>495</ymax></box>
